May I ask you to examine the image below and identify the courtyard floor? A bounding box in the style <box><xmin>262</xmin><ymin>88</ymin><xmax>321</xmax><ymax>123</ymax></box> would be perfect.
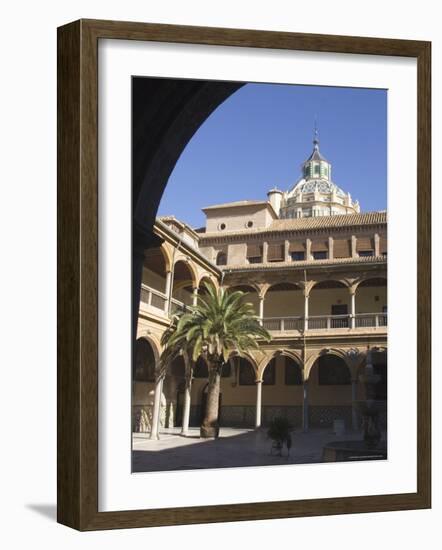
<box><xmin>132</xmin><ymin>427</ymin><xmax>386</xmax><ymax>472</ymax></box>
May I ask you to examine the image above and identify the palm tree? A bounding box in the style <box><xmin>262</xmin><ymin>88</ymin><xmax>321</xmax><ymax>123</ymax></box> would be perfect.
<box><xmin>161</xmin><ymin>281</ymin><xmax>270</xmax><ymax>438</ymax></box>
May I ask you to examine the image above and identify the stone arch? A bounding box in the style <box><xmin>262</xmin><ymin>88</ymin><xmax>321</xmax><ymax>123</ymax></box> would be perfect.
<box><xmin>160</xmin><ymin>243</ymin><xmax>173</xmax><ymax>273</ymax></box>
<box><xmin>258</xmin><ymin>349</ymin><xmax>303</xmax><ymax>379</ymax></box>
<box><xmin>262</xmin><ymin>281</ymin><xmax>302</xmax><ymax>298</ymax></box>
<box><xmin>310</xmin><ymin>279</ymin><xmax>350</xmax><ymax>291</ymax></box>
<box><xmin>353</xmin><ymin>276</ymin><xmax>387</xmax><ymax>290</ymax></box>
<box><xmin>133</xmin><ymin>337</ymin><xmax>158</xmax><ymax>382</ymax></box>
<box><xmin>198</xmin><ymin>273</ymin><xmax>219</xmax><ymax>290</ymax></box>
<box><xmin>225</xmin><ymin>284</ymin><xmax>260</xmax><ymax>316</ymax></box>
<box><xmin>305</xmin><ymin>347</ymin><xmax>351</xmax><ymax>380</ymax></box>
<box><xmin>133</xmin><ymin>79</ymin><xmax>245</xmax><ymax>334</ymax></box>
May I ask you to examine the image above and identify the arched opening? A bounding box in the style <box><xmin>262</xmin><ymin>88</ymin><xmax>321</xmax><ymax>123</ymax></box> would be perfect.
<box><xmin>308</xmin><ymin>353</ymin><xmax>352</xmax><ymax>428</ymax></box>
<box><xmin>132</xmin><ymin>338</ymin><xmax>158</xmax><ymax>432</ymax></box>
<box><xmin>226</xmin><ymin>284</ymin><xmax>259</xmax><ymax>316</ymax></box>
<box><xmin>355</xmin><ymin>277</ymin><xmax>387</xmax><ymax>328</ymax></box>
<box><xmin>171</xmin><ymin>260</ymin><xmax>196</xmax><ymax>311</ymax></box>
<box><xmin>133</xmin><ymin>78</ymin><xmax>244</xmax><ymax>332</ymax></box>
<box><xmin>263</xmin><ymin>282</ymin><xmax>303</xmax><ymax>331</ymax></box>
<box><xmin>309</xmin><ymin>280</ymin><xmax>350</xmax><ymax>329</ymax></box>
<box><xmin>261</xmin><ymin>354</ymin><xmax>303</xmax><ymax>427</ymax></box>
<box><xmin>140</xmin><ymin>247</ymin><xmax>169</xmax><ymax>312</ymax></box>
<box><xmin>216</xmin><ymin>251</ymin><xmax>227</xmax><ymax>266</ymax></box>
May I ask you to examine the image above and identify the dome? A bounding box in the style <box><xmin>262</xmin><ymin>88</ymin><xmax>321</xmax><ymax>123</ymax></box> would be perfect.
<box><xmin>277</xmin><ymin>129</ymin><xmax>360</xmax><ymax>219</ymax></box>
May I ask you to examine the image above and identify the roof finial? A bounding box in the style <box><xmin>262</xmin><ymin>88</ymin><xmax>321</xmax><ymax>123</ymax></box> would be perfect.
<box><xmin>313</xmin><ymin>117</ymin><xmax>319</xmax><ymax>149</ymax></box>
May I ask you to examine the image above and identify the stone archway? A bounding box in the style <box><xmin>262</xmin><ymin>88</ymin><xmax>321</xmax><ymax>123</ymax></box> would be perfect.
<box><xmin>133</xmin><ymin>79</ymin><xmax>244</xmax><ymax>334</ymax></box>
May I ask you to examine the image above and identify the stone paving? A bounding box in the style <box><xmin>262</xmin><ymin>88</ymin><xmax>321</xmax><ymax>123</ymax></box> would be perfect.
<box><xmin>132</xmin><ymin>427</ymin><xmax>385</xmax><ymax>472</ymax></box>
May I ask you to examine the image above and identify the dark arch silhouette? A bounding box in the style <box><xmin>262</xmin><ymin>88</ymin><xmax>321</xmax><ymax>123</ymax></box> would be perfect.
<box><xmin>132</xmin><ymin>78</ymin><xmax>244</xmax><ymax>335</ymax></box>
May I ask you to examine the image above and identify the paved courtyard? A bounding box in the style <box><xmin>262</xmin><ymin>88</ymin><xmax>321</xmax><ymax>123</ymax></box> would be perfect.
<box><xmin>132</xmin><ymin>427</ymin><xmax>385</xmax><ymax>472</ymax></box>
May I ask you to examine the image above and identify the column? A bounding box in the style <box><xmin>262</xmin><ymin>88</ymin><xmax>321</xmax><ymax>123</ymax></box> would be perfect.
<box><xmin>350</xmin><ymin>287</ymin><xmax>356</xmax><ymax>329</ymax></box>
<box><xmin>263</xmin><ymin>241</ymin><xmax>268</xmax><ymax>263</ymax></box>
<box><xmin>150</xmin><ymin>375</ymin><xmax>164</xmax><ymax>440</ymax></box>
<box><xmin>181</xmin><ymin>376</ymin><xmax>192</xmax><ymax>436</ymax></box>
<box><xmin>259</xmin><ymin>294</ymin><xmax>264</xmax><ymax>324</ymax></box>
<box><xmin>351</xmin><ymin>235</ymin><xmax>357</xmax><ymax>258</ymax></box>
<box><xmin>351</xmin><ymin>379</ymin><xmax>358</xmax><ymax>431</ymax></box>
<box><xmin>374</xmin><ymin>233</ymin><xmax>380</xmax><ymax>257</ymax></box>
<box><xmin>164</xmin><ymin>270</ymin><xmax>172</xmax><ymax>313</ymax></box>
<box><xmin>255</xmin><ymin>379</ymin><xmax>263</xmax><ymax>428</ymax></box>
<box><xmin>303</xmin><ymin>290</ymin><xmax>309</xmax><ymax>331</ymax></box>
<box><xmin>284</xmin><ymin>240</ymin><xmax>290</xmax><ymax>262</ymax></box>
<box><xmin>302</xmin><ymin>379</ymin><xmax>309</xmax><ymax>433</ymax></box>
<box><xmin>306</xmin><ymin>238</ymin><xmax>312</xmax><ymax>260</ymax></box>
<box><xmin>192</xmin><ymin>287</ymin><xmax>198</xmax><ymax>307</ymax></box>
<box><xmin>328</xmin><ymin>236</ymin><xmax>334</xmax><ymax>260</ymax></box>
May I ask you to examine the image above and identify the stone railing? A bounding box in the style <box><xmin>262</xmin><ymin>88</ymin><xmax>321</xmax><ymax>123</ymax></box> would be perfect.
<box><xmin>262</xmin><ymin>313</ymin><xmax>388</xmax><ymax>332</ymax></box>
<box><xmin>354</xmin><ymin>313</ymin><xmax>387</xmax><ymax>328</ymax></box>
<box><xmin>140</xmin><ymin>284</ymin><xmax>167</xmax><ymax>312</ymax></box>
<box><xmin>262</xmin><ymin>316</ymin><xmax>303</xmax><ymax>332</ymax></box>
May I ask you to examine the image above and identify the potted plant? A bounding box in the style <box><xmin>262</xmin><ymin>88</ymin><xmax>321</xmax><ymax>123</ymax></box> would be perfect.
<box><xmin>267</xmin><ymin>416</ymin><xmax>293</xmax><ymax>456</ymax></box>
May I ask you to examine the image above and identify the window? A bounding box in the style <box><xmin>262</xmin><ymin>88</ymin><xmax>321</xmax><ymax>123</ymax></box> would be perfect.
<box><xmin>248</xmin><ymin>256</ymin><xmax>262</xmax><ymax>264</ymax></box>
<box><xmin>219</xmin><ymin>223</ymin><xmax>226</xmax><ymax>230</ymax></box>
<box><xmin>246</xmin><ymin>220</ymin><xmax>253</xmax><ymax>228</ymax></box>
<box><xmin>358</xmin><ymin>250</ymin><xmax>374</xmax><ymax>257</ymax></box>
<box><xmin>216</xmin><ymin>251</ymin><xmax>227</xmax><ymax>266</ymax></box>
<box><xmin>291</xmin><ymin>251</ymin><xmax>305</xmax><ymax>261</ymax></box>
<box><xmin>314</xmin><ymin>164</ymin><xmax>320</xmax><ymax>175</ymax></box>
<box><xmin>312</xmin><ymin>250</ymin><xmax>328</xmax><ymax>260</ymax></box>
<box><xmin>318</xmin><ymin>355</ymin><xmax>351</xmax><ymax>385</ymax></box>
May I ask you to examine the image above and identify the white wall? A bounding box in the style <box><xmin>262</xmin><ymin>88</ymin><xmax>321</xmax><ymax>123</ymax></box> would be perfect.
<box><xmin>1</xmin><ymin>1</ymin><xmax>440</xmax><ymax>548</ymax></box>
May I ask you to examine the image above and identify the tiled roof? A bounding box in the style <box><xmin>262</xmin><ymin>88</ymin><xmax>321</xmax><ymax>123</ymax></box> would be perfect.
<box><xmin>200</xmin><ymin>211</ymin><xmax>387</xmax><ymax>239</ymax></box>
<box><xmin>202</xmin><ymin>200</ymin><xmax>270</xmax><ymax>211</ymax></box>
<box><xmin>223</xmin><ymin>255</ymin><xmax>387</xmax><ymax>271</ymax></box>
<box><xmin>269</xmin><ymin>211</ymin><xmax>386</xmax><ymax>230</ymax></box>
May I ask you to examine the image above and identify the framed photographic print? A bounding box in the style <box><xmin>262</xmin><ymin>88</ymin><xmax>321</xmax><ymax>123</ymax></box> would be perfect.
<box><xmin>57</xmin><ymin>19</ymin><xmax>431</xmax><ymax>530</ymax></box>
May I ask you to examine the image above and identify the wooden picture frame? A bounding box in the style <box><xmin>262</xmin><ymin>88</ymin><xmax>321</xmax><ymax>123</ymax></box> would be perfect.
<box><xmin>57</xmin><ymin>18</ymin><xmax>431</xmax><ymax>531</ymax></box>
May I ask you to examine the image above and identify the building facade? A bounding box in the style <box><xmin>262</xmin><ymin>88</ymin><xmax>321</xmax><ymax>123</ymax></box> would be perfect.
<box><xmin>133</xmin><ymin>135</ymin><xmax>387</xmax><ymax>436</ymax></box>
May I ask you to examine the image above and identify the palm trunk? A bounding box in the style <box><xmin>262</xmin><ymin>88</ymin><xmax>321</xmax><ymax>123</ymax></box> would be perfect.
<box><xmin>200</xmin><ymin>363</ymin><xmax>221</xmax><ymax>438</ymax></box>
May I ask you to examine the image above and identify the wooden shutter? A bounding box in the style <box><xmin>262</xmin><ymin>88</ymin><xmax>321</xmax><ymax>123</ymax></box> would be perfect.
<box><xmin>246</xmin><ymin>243</ymin><xmax>262</xmax><ymax>258</ymax></box>
<box><xmin>356</xmin><ymin>236</ymin><xmax>374</xmax><ymax>252</ymax></box>
<box><xmin>333</xmin><ymin>238</ymin><xmax>351</xmax><ymax>258</ymax></box>
<box><xmin>311</xmin><ymin>240</ymin><xmax>328</xmax><ymax>252</ymax></box>
<box><xmin>379</xmin><ymin>235</ymin><xmax>387</xmax><ymax>254</ymax></box>
<box><xmin>267</xmin><ymin>243</ymin><xmax>284</xmax><ymax>261</ymax></box>
<box><xmin>289</xmin><ymin>241</ymin><xmax>306</xmax><ymax>252</ymax></box>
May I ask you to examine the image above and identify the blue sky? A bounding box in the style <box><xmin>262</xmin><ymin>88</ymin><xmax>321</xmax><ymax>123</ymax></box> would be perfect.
<box><xmin>158</xmin><ymin>82</ymin><xmax>387</xmax><ymax>228</ymax></box>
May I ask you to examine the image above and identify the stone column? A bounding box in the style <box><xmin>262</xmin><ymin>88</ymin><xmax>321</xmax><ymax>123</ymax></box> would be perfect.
<box><xmin>262</xmin><ymin>241</ymin><xmax>268</xmax><ymax>263</ymax></box>
<box><xmin>164</xmin><ymin>270</ymin><xmax>172</xmax><ymax>313</ymax></box>
<box><xmin>303</xmin><ymin>290</ymin><xmax>309</xmax><ymax>332</ymax></box>
<box><xmin>181</xmin><ymin>376</ymin><xmax>192</xmax><ymax>436</ymax></box>
<box><xmin>350</xmin><ymin>287</ymin><xmax>356</xmax><ymax>329</ymax></box>
<box><xmin>302</xmin><ymin>379</ymin><xmax>309</xmax><ymax>432</ymax></box>
<box><xmin>255</xmin><ymin>379</ymin><xmax>263</xmax><ymax>428</ymax></box>
<box><xmin>150</xmin><ymin>375</ymin><xmax>164</xmax><ymax>440</ymax></box>
<box><xmin>351</xmin><ymin>235</ymin><xmax>357</xmax><ymax>258</ymax></box>
<box><xmin>351</xmin><ymin>379</ymin><xmax>358</xmax><ymax>431</ymax></box>
<box><xmin>374</xmin><ymin>233</ymin><xmax>380</xmax><ymax>257</ymax></box>
<box><xmin>259</xmin><ymin>294</ymin><xmax>265</xmax><ymax>323</ymax></box>
<box><xmin>192</xmin><ymin>287</ymin><xmax>198</xmax><ymax>307</ymax></box>
<box><xmin>328</xmin><ymin>236</ymin><xmax>334</xmax><ymax>260</ymax></box>
<box><xmin>306</xmin><ymin>238</ymin><xmax>312</xmax><ymax>260</ymax></box>
<box><xmin>284</xmin><ymin>240</ymin><xmax>290</xmax><ymax>262</ymax></box>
